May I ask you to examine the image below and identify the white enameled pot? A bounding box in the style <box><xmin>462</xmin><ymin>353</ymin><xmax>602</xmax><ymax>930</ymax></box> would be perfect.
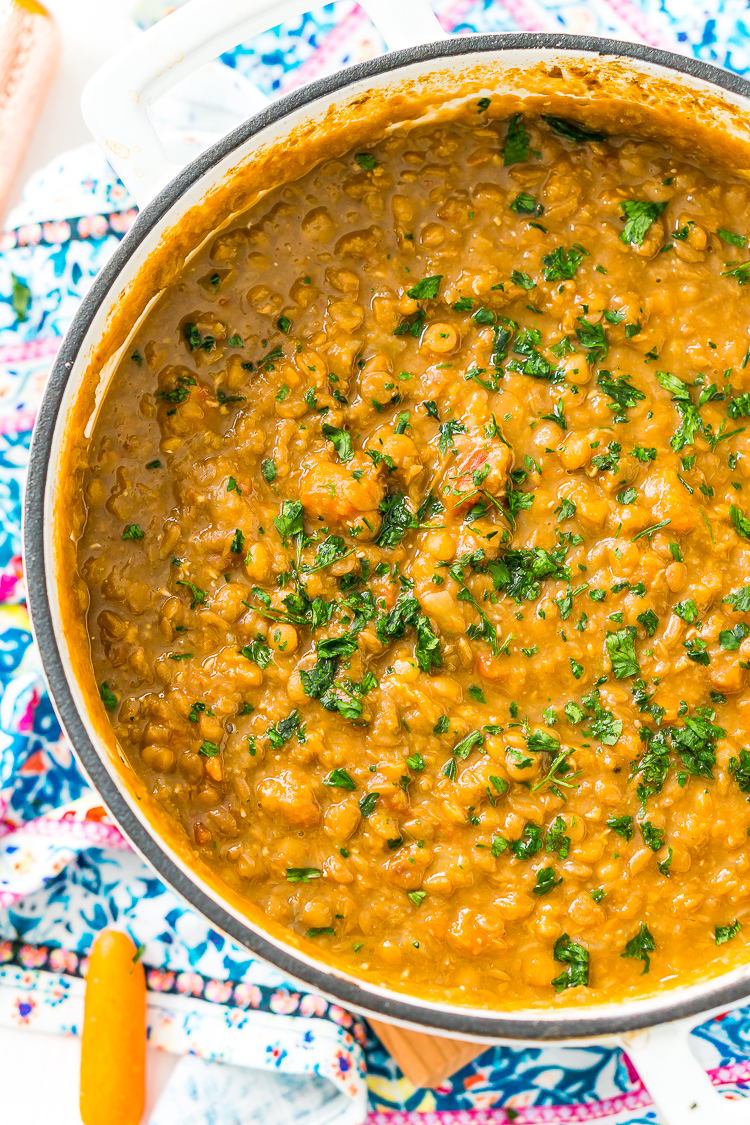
<box><xmin>23</xmin><ymin>3</ymin><xmax>750</xmax><ymax>1121</ymax></box>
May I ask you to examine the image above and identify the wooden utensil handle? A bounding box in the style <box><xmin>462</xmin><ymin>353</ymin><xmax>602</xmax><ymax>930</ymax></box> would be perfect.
<box><xmin>367</xmin><ymin>1019</ymin><xmax>485</xmax><ymax>1089</ymax></box>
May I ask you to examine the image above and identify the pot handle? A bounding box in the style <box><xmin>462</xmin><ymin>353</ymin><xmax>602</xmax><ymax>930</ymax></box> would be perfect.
<box><xmin>620</xmin><ymin>1003</ymin><xmax>750</xmax><ymax>1125</ymax></box>
<box><xmin>81</xmin><ymin>0</ymin><xmax>447</xmax><ymax>208</ymax></box>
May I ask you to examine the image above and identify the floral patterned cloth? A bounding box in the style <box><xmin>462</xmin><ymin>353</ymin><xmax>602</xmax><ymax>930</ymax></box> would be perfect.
<box><xmin>4</xmin><ymin>2</ymin><xmax>750</xmax><ymax>1122</ymax></box>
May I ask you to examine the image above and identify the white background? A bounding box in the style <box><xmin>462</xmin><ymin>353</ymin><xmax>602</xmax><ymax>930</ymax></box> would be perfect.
<box><xmin>3</xmin><ymin>1</ymin><xmax>179</xmax><ymax>1118</ymax></box>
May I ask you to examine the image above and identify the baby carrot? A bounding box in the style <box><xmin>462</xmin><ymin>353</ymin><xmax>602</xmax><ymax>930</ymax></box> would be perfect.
<box><xmin>80</xmin><ymin>929</ymin><xmax>146</xmax><ymax>1125</ymax></box>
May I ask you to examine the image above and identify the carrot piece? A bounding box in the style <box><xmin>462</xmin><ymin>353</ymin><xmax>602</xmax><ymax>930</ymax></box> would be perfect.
<box><xmin>80</xmin><ymin>929</ymin><xmax>146</xmax><ymax>1125</ymax></box>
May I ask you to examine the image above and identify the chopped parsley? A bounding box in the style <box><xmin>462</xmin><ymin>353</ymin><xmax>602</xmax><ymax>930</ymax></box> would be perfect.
<box><xmin>359</xmin><ymin>792</ymin><xmax>380</xmax><ymax>817</ymax></box>
<box><xmin>607</xmin><ymin>814</ymin><xmax>634</xmax><ymax>841</ymax></box>
<box><xmin>641</xmin><ymin>821</ymin><xmax>665</xmax><ymax>851</ymax></box>
<box><xmin>323</xmin><ymin>768</ymin><xmax>356</xmax><ymax>790</ymax></box>
<box><xmin>606</xmin><ymin>627</ymin><xmax>639</xmax><ymax>678</ymax></box>
<box><xmin>274</xmin><ymin>500</ymin><xmax>305</xmax><ymax>543</ymax></box>
<box><xmin>716</xmin><ymin>920</ymin><xmax>742</xmax><ymax>945</ymax></box>
<box><xmin>619</xmin><ymin>200</ymin><xmax>668</xmax><ymax>246</ymax></box>
<box><xmin>122</xmin><ymin>524</ymin><xmax>145</xmax><ymax>540</ymax></box>
<box><xmin>176</xmin><ymin>579</ymin><xmax>207</xmax><ymax>609</ymax></box>
<box><xmin>622</xmin><ymin>923</ymin><xmax>656</xmax><ymax>974</ymax></box>
<box><xmin>543</xmin><ymin>116</ymin><xmax>607</xmax><ymax>143</ymax></box>
<box><xmin>551</xmin><ymin>933</ymin><xmax>589</xmax><ymax>991</ymax></box>
<box><xmin>533</xmin><ymin>867</ymin><xmax>562</xmax><ymax>895</ymax></box>
<box><xmin>542</xmin><ymin>245</ymin><xmax>585</xmax><ymax>281</ymax></box>
<box><xmin>99</xmin><ymin>682</ymin><xmax>117</xmax><ymax>711</ymax></box>
<box><xmin>286</xmin><ymin>867</ymin><xmax>322</xmax><ymax>883</ymax></box>
<box><xmin>239</xmin><ymin>635</ymin><xmax>272</xmax><ymax>669</ymax></box>
<box><xmin>322</xmin><ymin>424</ymin><xmax>354</xmax><ymax>462</ymax></box>
<box><xmin>267</xmin><ymin>709</ymin><xmax>302</xmax><ymax>748</ymax></box>
<box><xmin>731</xmin><ymin>504</ymin><xmax>750</xmax><ymax>540</ymax></box>
<box><xmin>510</xmin><ymin>192</ymin><xmax>537</xmax><ymax>215</ymax></box>
<box><xmin>504</xmin><ymin>114</ymin><xmax>530</xmax><ymax>165</ymax></box>
<box><xmin>511</xmin><ymin>270</ymin><xmax>536</xmax><ymax>290</ymax></box>
<box><xmin>406</xmin><ymin>275</ymin><xmax>442</xmax><ymax>300</ymax></box>
<box><xmin>376</xmin><ymin>492</ymin><xmax>417</xmax><ymax>549</ymax></box>
<box><xmin>545</xmin><ymin>816</ymin><xmax>570</xmax><ymax>859</ymax></box>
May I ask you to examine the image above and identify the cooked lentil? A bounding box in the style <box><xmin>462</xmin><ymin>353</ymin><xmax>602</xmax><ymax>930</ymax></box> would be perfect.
<box><xmin>76</xmin><ymin>102</ymin><xmax>750</xmax><ymax>1007</ymax></box>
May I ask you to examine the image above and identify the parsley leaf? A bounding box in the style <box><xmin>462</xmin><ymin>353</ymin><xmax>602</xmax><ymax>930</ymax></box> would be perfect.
<box><xmin>239</xmin><ymin>635</ymin><xmax>272</xmax><ymax>669</ymax></box>
<box><xmin>122</xmin><ymin>524</ymin><xmax>145</xmax><ymax>540</ymax></box>
<box><xmin>176</xmin><ymin>579</ymin><xmax>207</xmax><ymax>609</ymax></box>
<box><xmin>487</xmin><ymin>545</ymin><xmax>570</xmax><ymax>603</ymax></box>
<box><xmin>597</xmin><ymin>370</ymin><xmax>644</xmax><ymax>418</ymax></box>
<box><xmin>556</xmin><ymin>497</ymin><xmax>576</xmax><ymax>522</ymax></box>
<box><xmin>359</xmin><ymin>792</ymin><xmax>380</xmax><ymax>817</ymax></box>
<box><xmin>731</xmin><ymin>504</ymin><xmax>750</xmax><ymax>540</ymax></box>
<box><xmin>510</xmin><ymin>192</ymin><xmax>537</xmax><ymax>214</ymax></box>
<box><xmin>274</xmin><ymin>500</ymin><xmax>305</xmax><ymax>542</ymax></box>
<box><xmin>551</xmin><ymin>933</ymin><xmax>589</xmax><ymax>990</ymax></box>
<box><xmin>286</xmin><ymin>867</ymin><xmax>322</xmax><ymax>883</ymax></box>
<box><xmin>607</xmin><ymin>814</ymin><xmax>634</xmax><ymax>840</ymax></box>
<box><xmin>606</xmin><ymin>627</ymin><xmax>639</xmax><ymax>679</ymax></box>
<box><xmin>619</xmin><ymin>200</ymin><xmax>668</xmax><ymax>246</ymax></box>
<box><xmin>575</xmin><ymin>317</ymin><xmax>608</xmax><ymax>362</ymax></box>
<box><xmin>716</xmin><ymin>920</ymin><xmax>742</xmax><ymax>945</ymax></box>
<box><xmin>543</xmin><ymin>116</ymin><xmax>607</xmax><ymax>143</ymax></box>
<box><xmin>323</xmin><ymin>768</ymin><xmax>356</xmax><ymax>790</ymax></box>
<box><xmin>673</xmin><ymin>599</ymin><xmax>698</xmax><ymax>624</ymax></box>
<box><xmin>720</xmin><ymin>622</ymin><xmax>750</xmax><ymax>650</ymax></box>
<box><xmin>542</xmin><ymin>246</ymin><xmax>584</xmax><ymax>281</ymax></box>
<box><xmin>724</xmin><ymin>585</ymin><xmax>750</xmax><ymax>612</ymax></box>
<box><xmin>322</xmin><ymin>424</ymin><xmax>354</xmax><ymax>462</ymax></box>
<box><xmin>527</xmin><ymin>730</ymin><xmax>560</xmax><ymax>756</ymax></box>
<box><xmin>267</xmin><ymin>709</ymin><xmax>302</xmax><ymax>748</ymax></box>
<box><xmin>723</xmin><ymin>261</ymin><xmax>750</xmax><ymax>285</ymax></box>
<box><xmin>376</xmin><ymin>493</ymin><xmax>417</xmax><ymax>549</ymax></box>
<box><xmin>504</xmin><ymin>113</ymin><xmax>530</xmax><ymax>165</ymax></box>
<box><xmin>453</xmin><ymin>730</ymin><xmax>485</xmax><ymax>759</ymax></box>
<box><xmin>718</xmin><ymin>229</ymin><xmax>748</xmax><ymax>247</ymax></box>
<box><xmin>656</xmin><ymin>371</ymin><xmax>705</xmax><ymax>452</ymax></box>
<box><xmin>533</xmin><ymin>867</ymin><xmax>562</xmax><ymax>895</ymax></box>
<box><xmin>641</xmin><ymin>820</ymin><xmax>665</xmax><ymax>851</ymax></box>
<box><xmin>545</xmin><ymin>816</ymin><xmax>570</xmax><ymax>858</ymax></box>
<box><xmin>414</xmin><ymin>614</ymin><xmax>442</xmax><ymax>673</ymax></box>
<box><xmin>622</xmin><ymin>923</ymin><xmax>656</xmax><ymax>974</ymax></box>
<box><xmin>510</xmin><ymin>824</ymin><xmax>543</xmax><ymax>859</ymax></box>
<box><xmin>728</xmin><ymin>393</ymin><xmax>750</xmax><ymax>419</ymax></box>
<box><xmin>637</xmin><ymin>609</ymin><xmax>659</xmax><ymax>637</ymax></box>
<box><xmin>406</xmin><ymin>275</ymin><xmax>442</xmax><ymax>300</ymax></box>
<box><xmin>100</xmin><ymin>682</ymin><xmax>117</xmax><ymax>711</ymax></box>
<box><xmin>438</xmin><ymin>418</ymin><xmax>467</xmax><ymax>456</ymax></box>
<box><xmin>10</xmin><ymin>273</ymin><xmax>31</xmax><ymax>322</ymax></box>
<box><xmin>511</xmin><ymin>270</ymin><xmax>536</xmax><ymax>290</ymax></box>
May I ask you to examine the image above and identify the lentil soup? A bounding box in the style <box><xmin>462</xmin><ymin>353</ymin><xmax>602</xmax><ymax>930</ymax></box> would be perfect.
<box><xmin>74</xmin><ymin>100</ymin><xmax>750</xmax><ymax>1008</ymax></box>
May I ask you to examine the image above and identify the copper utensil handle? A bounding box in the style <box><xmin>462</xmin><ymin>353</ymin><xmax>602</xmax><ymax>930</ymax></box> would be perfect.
<box><xmin>0</xmin><ymin>0</ymin><xmax>60</xmax><ymax>219</ymax></box>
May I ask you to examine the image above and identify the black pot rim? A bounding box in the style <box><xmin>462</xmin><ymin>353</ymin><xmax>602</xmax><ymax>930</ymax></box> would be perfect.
<box><xmin>24</xmin><ymin>30</ymin><xmax>750</xmax><ymax>1040</ymax></box>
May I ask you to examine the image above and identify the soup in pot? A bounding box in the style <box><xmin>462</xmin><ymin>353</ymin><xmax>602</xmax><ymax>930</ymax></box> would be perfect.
<box><xmin>72</xmin><ymin>101</ymin><xmax>750</xmax><ymax>1008</ymax></box>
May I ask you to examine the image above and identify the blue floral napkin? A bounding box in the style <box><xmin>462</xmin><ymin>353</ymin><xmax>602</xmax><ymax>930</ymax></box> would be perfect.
<box><xmin>4</xmin><ymin>2</ymin><xmax>750</xmax><ymax>1122</ymax></box>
